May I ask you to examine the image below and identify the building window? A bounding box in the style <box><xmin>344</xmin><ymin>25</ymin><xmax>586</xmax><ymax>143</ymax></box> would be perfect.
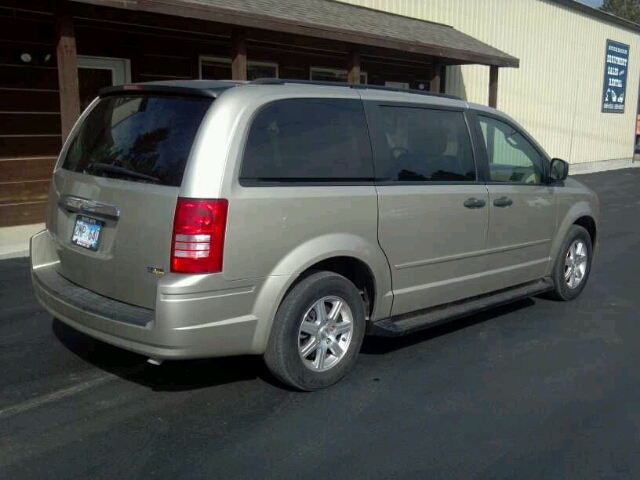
<box><xmin>199</xmin><ymin>56</ymin><xmax>279</xmax><ymax>81</ymax></box>
<box><xmin>310</xmin><ymin>67</ymin><xmax>367</xmax><ymax>84</ymax></box>
<box><xmin>384</xmin><ymin>81</ymin><xmax>410</xmax><ymax>90</ymax></box>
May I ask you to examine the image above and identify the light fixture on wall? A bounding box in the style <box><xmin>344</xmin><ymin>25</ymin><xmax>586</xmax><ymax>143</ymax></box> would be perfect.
<box><xmin>16</xmin><ymin>50</ymin><xmax>53</xmax><ymax>65</ymax></box>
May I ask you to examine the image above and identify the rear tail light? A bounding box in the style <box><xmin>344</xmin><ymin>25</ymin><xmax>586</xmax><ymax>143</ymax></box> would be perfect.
<box><xmin>171</xmin><ymin>198</ymin><xmax>228</xmax><ymax>274</ymax></box>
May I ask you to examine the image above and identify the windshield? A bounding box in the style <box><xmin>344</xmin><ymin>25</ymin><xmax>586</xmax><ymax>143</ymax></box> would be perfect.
<box><xmin>62</xmin><ymin>94</ymin><xmax>213</xmax><ymax>186</ymax></box>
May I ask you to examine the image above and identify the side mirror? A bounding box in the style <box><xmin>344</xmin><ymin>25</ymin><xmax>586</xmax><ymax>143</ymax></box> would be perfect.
<box><xmin>550</xmin><ymin>158</ymin><xmax>569</xmax><ymax>182</ymax></box>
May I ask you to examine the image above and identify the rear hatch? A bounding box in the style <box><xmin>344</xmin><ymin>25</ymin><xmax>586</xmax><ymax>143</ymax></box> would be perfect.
<box><xmin>49</xmin><ymin>88</ymin><xmax>215</xmax><ymax>309</ymax></box>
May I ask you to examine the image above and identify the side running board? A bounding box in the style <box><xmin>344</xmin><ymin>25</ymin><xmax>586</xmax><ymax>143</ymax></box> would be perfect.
<box><xmin>367</xmin><ymin>277</ymin><xmax>554</xmax><ymax>337</ymax></box>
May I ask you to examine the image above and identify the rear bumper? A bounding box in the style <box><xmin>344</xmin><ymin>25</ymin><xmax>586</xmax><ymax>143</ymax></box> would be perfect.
<box><xmin>30</xmin><ymin>230</ymin><xmax>267</xmax><ymax>360</ymax></box>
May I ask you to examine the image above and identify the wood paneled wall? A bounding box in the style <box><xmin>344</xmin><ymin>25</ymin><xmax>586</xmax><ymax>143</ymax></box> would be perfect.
<box><xmin>0</xmin><ymin>5</ymin><xmax>59</xmax><ymax>227</ymax></box>
<box><xmin>0</xmin><ymin>2</ymin><xmax>437</xmax><ymax>228</ymax></box>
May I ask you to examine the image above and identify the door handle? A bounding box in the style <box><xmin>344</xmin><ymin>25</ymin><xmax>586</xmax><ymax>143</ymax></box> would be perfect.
<box><xmin>493</xmin><ymin>197</ymin><xmax>513</xmax><ymax>208</ymax></box>
<box><xmin>59</xmin><ymin>194</ymin><xmax>121</xmax><ymax>221</ymax></box>
<box><xmin>463</xmin><ymin>198</ymin><xmax>486</xmax><ymax>209</ymax></box>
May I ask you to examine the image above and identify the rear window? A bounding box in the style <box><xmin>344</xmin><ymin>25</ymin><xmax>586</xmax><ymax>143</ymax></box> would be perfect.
<box><xmin>62</xmin><ymin>95</ymin><xmax>213</xmax><ymax>186</ymax></box>
<box><xmin>240</xmin><ymin>98</ymin><xmax>374</xmax><ymax>183</ymax></box>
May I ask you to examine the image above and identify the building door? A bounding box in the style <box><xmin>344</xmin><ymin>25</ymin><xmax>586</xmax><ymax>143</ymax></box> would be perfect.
<box><xmin>77</xmin><ymin>56</ymin><xmax>131</xmax><ymax>111</ymax></box>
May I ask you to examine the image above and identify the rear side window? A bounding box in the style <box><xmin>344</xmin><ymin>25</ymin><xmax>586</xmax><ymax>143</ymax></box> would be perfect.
<box><xmin>62</xmin><ymin>95</ymin><xmax>213</xmax><ymax>186</ymax></box>
<box><xmin>240</xmin><ymin>98</ymin><xmax>374</xmax><ymax>183</ymax></box>
<box><xmin>372</xmin><ymin>106</ymin><xmax>476</xmax><ymax>182</ymax></box>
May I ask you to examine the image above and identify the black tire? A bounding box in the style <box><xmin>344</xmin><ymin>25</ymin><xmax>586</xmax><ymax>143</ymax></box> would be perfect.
<box><xmin>263</xmin><ymin>271</ymin><xmax>366</xmax><ymax>391</ymax></box>
<box><xmin>546</xmin><ymin>225</ymin><xmax>593</xmax><ymax>301</ymax></box>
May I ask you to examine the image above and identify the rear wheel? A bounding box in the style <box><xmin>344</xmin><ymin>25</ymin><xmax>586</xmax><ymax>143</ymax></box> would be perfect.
<box><xmin>264</xmin><ymin>271</ymin><xmax>366</xmax><ymax>391</ymax></box>
<box><xmin>547</xmin><ymin>225</ymin><xmax>593</xmax><ymax>301</ymax></box>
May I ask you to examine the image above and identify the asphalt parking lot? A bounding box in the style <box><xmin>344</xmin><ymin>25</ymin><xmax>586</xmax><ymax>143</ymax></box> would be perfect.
<box><xmin>1</xmin><ymin>168</ymin><xmax>639</xmax><ymax>479</ymax></box>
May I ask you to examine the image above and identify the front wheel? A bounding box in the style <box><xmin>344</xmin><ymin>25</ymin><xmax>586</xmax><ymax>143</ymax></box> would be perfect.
<box><xmin>547</xmin><ymin>225</ymin><xmax>593</xmax><ymax>301</ymax></box>
<box><xmin>263</xmin><ymin>271</ymin><xmax>366</xmax><ymax>391</ymax></box>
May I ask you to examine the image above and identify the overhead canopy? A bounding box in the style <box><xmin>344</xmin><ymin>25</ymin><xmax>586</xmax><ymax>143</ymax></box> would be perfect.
<box><xmin>71</xmin><ymin>0</ymin><xmax>520</xmax><ymax>68</ymax></box>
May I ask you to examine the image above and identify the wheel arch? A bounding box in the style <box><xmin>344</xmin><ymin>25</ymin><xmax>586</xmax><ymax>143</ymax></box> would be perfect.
<box><xmin>547</xmin><ymin>202</ymin><xmax>598</xmax><ymax>276</ymax></box>
<box><xmin>249</xmin><ymin>234</ymin><xmax>392</xmax><ymax>353</ymax></box>
<box><xmin>288</xmin><ymin>256</ymin><xmax>377</xmax><ymax>319</ymax></box>
<box><xmin>573</xmin><ymin>215</ymin><xmax>597</xmax><ymax>248</ymax></box>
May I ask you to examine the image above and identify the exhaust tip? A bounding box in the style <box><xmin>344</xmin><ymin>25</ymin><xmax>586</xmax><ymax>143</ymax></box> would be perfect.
<box><xmin>147</xmin><ymin>358</ymin><xmax>164</xmax><ymax>366</ymax></box>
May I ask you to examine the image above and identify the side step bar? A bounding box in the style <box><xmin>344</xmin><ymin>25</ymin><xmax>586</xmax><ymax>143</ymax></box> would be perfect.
<box><xmin>367</xmin><ymin>277</ymin><xmax>554</xmax><ymax>337</ymax></box>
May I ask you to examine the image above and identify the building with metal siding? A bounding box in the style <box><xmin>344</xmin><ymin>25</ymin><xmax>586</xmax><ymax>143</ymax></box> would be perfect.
<box><xmin>342</xmin><ymin>0</ymin><xmax>640</xmax><ymax>170</ymax></box>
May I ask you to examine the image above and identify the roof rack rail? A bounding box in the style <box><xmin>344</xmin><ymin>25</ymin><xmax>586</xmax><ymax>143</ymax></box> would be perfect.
<box><xmin>356</xmin><ymin>83</ymin><xmax>462</xmax><ymax>100</ymax></box>
<box><xmin>250</xmin><ymin>78</ymin><xmax>347</xmax><ymax>88</ymax></box>
<box><xmin>249</xmin><ymin>78</ymin><xmax>462</xmax><ymax>100</ymax></box>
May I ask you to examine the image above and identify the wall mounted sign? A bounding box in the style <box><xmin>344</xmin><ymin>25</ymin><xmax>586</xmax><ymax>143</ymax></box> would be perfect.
<box><xmin>602</xmin><ymin>40</ymin><xmax>629</xmax><ymax>114</ymax></box>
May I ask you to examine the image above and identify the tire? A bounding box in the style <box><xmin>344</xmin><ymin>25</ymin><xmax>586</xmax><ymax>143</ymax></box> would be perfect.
<box><xmin>263</xmin><ymin>271</ymin><xmax>366</xmax><ymax>391</ymax></box>
<box><xmin>546</xmin><ymin>225</ymin><xmax>593</xmax><ymax>301</ymax></box>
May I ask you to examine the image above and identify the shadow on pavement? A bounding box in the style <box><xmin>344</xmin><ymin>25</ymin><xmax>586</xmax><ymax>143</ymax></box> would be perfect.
<box><xmin>361</xmin><ymin>297</ymin><xmax>535</xmax><ymax>355</ymax></box>
<box><xmin>52</xmin><ymin>319</ymin><xmax>266</xmax><ymax>391</ymax></box>
<box><xmin>52</xmin><ymin>297</ymin><xmax>538</xmax><ymax>390</ymax></box>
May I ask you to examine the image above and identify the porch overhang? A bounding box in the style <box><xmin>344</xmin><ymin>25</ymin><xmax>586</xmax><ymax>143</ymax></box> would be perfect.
<box><xmin>68</xmin><ymin>0</ymin><xmax>520</xmax><ymax>69</ymax></box>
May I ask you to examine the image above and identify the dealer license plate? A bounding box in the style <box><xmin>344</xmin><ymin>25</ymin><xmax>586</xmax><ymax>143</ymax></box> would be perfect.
<box><xmin>71</xmin><ymin>215</ymin><xmax>102</xmax><ymax>251</ymax></box>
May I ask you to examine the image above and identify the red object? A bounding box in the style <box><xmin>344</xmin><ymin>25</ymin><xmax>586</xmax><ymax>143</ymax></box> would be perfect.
<box><xmin>171</xmin><ymin>198</ymin><xmax>229</xmax><ymax>274</ymax></box>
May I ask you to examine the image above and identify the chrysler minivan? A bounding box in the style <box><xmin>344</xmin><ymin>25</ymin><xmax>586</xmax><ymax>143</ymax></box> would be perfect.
<box><xmin>31</xmin><ymin>79</ymin><xmax>600</xmax><ymax>390</ymax></box>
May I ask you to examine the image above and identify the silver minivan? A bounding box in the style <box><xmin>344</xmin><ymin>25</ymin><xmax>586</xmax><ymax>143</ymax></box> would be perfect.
<box><xmin>31</xmin><ymin>79</ymin><xmax>600</xmax><ymax>391</ymax></box>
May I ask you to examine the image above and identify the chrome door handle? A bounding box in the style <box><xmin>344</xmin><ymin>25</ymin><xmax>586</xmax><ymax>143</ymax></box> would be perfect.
<box><xmin>463</xmin><ymin>198</ymin><xmax>486</xmax><ymax>209</ymax></box>
<box><xmin>59</xmin><ymin>194</ymin><xmax>121</xmax><ymax>221</ymax></box>
<box><xmin>493</xmin><ymin>197</ymin><xmax>513</xmax><ymax>208</ymax></box>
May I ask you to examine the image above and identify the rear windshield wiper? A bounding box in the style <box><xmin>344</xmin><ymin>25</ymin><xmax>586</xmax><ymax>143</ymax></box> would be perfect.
<box><xmin>86</xmin><ymin>163</ymin><xmax>159</xmax><ymax>183</ymax></box>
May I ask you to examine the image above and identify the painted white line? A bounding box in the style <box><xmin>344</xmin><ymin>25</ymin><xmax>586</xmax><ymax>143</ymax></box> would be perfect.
<box><xmin>0</xmin><ymin>374</ymin><xmax>116</xmax><ymax>420</ymax></box>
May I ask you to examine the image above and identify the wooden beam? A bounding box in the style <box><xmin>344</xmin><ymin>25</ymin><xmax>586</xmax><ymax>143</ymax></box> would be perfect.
<box><xmin>0</xmin><ymin>138</ymin><xmax>62</xmax><ymax>159</ymax></box>
<box><xmin>55</xmin><ymin>3</ymin><xmax>81</xmax><ymax>142</ymax></box>
<box><xmin>0</xmin><ymin>158</ymin><xmax>57</xmax><ymax>182</ymax></box>
<box><xmin>231</xmin><ymin>28</ymin><xmax>247</xmax><ymax>81</ymax></box>
<box><xmin>347</xmin><ymin>50</ymin><xmax>361</xmax><ymax>84</ymax></box>
<box><xmin>429</xmin><ymin>63</ymin><xmax>440</xmax><ymax>93</ymax></box>
<box><xmin>0</xmin><ymin>203</ymin><xmax>47</xmax><ymax>228</ymax></box>
<box><xmin>489</xmin><ymin>65</ymin><xmax>499</xmax><ymax>108</ymax></box>
<box><xmin>439</xmin><ymin>65</ymin><xmax>447</xmax><ymax>94</ymax></box>
<box><xmin>0</xmin><ymin>180</ymin><xmax>51</xmax><ymax>206</ymax></box>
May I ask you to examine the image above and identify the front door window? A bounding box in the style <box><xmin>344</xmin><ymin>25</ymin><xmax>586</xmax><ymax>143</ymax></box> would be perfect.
<box><xmin>478</xmin><ymin>115</ymin><xmax>545</xmax><ymax>184</ymax></box>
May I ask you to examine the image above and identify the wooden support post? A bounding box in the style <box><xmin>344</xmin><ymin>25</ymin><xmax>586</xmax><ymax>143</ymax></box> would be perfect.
<box><xmin>429</xmin><ymin>63</ymin><xmax>441</xmax><ymax>93</ymax></box>
<box><xmin>231</xmin><ymin>29</ymin><xmax>247</xmax><ymax>81</ymax></box>
<box><xmin>439</xmin><ymin>65</ymin><xmax>447</xmax><ymax>94</ymax></box>
<box><xmin>489</xmin><ymin>65</ymin><xmax>499</xmax><ymax>108</ymax></box>
<box><xmin>347</xmin><ymin>50</ymin><xmax>361</xmax><ymax>84</ymax></box>
<box><xmin>55</xmin><ymin>2</ymin><xmax>80</xmax><ymax>142</ymax></box>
